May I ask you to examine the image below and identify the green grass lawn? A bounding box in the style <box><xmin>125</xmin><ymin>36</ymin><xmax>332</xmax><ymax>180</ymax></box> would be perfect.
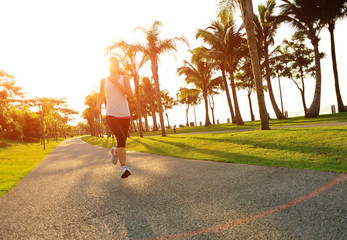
<box><xmin>84</xmin><ymin>125</ymin><xmax>347</xmax><ymax>173</ymax></box>
<box><xmin>131</xmin><ymin>112</ymin><xmax>347</xmax><ymax>136</ymax></box>
<box><xmin>0</xmin><ymin>138</ymin><xmax>65</xmax><ymax>197</ymax></box>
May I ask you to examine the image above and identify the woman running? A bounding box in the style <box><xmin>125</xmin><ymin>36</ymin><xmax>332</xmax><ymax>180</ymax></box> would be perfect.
<box><xmin>95</xmin><ymin>56</ymin><xmax>133</xmax><ymax>178</ymax></box>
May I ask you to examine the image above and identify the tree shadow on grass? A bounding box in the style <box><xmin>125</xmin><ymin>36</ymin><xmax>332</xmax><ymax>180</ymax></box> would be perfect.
<box><xmin>131</xmin><ymin>136</ymin><xmax>274</xmax><ymax>164</ymax></box>
<box><xmin>128</xmin><ymin>131</ymin><xmax>347</xmax><ymax>172</ymax></box>
<box><xmin>0</xmin><ymin>142</ymin><xmax>12</xmax><ymax>149</ymax></box>
<box><xmin>189</xmin><ymin>128</ymin><xmax>347</xmax><ymax>158</ymax></box>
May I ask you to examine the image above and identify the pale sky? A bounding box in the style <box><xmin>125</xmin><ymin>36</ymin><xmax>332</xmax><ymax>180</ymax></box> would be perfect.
<box><xmin>1</xmin><ymin>0</ymin><xmax>346</xmax><ymax>127</ymax></box>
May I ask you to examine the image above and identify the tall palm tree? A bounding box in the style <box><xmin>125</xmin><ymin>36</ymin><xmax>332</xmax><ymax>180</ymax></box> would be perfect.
<box><xmin>254</xmin><ymin>0</ymin><xmax>286</xmax><ymax>119</ymax></box>
<box><xmin>161</xmin><ymin>90</ymin><xmax>177</xmax><ymax>128</ymax></box>
<box><xmin>138</xmin><ymin>81</ymin><xmax>151</xmax><ymax>132</ymax></box>
<box><xmin>208</xmin><ymin>90</ymin><xmax>220</xmax><ymax>124</ymax></box>
<box><xmin>279</xmin><ymin>0</ymin><xmax>325</xmax><ymax>118</ymax></box>
<box><xmin>235</xmin><ymin>57</ymin><xmax>256</xmax><ymax>121</ymax></box>
<box><xmin>218</xmin><ymin>0</ymin><xmax>270</xmax><ymax>129</ymax></box>
<box><xmin>107</xmin><ymin>41</ymin><xmax>149</xmax><ymax>137</ymax></box>
<box><xmin>196</xmin><ymin>17</ymin><xmax>236</xmax><ymax>124</ymax></box>
<box><xmin>270</xmin><ymin>46</ymin><xmax>289</xmax><ymax>114</ymax></box>
<box><xmin>224</xmin><ymin>22</ymin><xmax>247</xmax><ymax>126</ymax></box>
<box><xmin>136</xmin><ymin>21</ymin><xmax>188</xmax><ymax>137</ymax></box>
<box><xmin>197</xmin><ymin>12</ymin><xmax>246</xmax><ymax>125</ymax></box>
<box><xmin>177</xmin><ymin>49</ymin><xmax>218</xmax><ymax>127</ymax></box>
<box><xmin>141</xmin><ymin>76</ymin><xmax>158</xmax><ymax>131</ymax></box>
<box><xmin>319</xmin><ymin>0</ymin><xmax>347</xmax><ymax>112</ymax></box>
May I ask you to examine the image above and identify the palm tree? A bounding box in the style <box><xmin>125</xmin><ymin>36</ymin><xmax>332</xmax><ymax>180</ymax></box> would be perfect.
<box><xmin>270</xmin><ymin>46</ymin><xmax>288</xmax><ymax>114</ymax></box>
<box><xmin>127</xmin><ymin>94</ymin><xmax>138</xmax><ymax>132</ymax></box>
<box><xmin>197</xmin><ymin>12</ymin><xmax>246</xmax><ymax>125</ymax></box>
<box><xmin>279</xmin><ymin>0</ymin><xmax>325</xmax><ymax>118</ymax></box>
<box><xmin>224</xmin><ymin>25</ymin><xmax>247</xmax><ymax>126</ymax></box>
<box><xmin>206</xmin><ymin>75</ymin><xmax>222</xmax><ymax>124</ymax></box>
<box><xmin>196</xmin><ymin>17</ymin><xmax>236</xmax><ymax>124</ymax></box>
<box><xmin>254</xmin><ymin>0</ymin><xmax>286</xmax><ymax>119</ymax></box>
<box><xmin>235</xmin><ymin>57</ymin><xmax>256</xmax><ymax>121</ymax></box>
<box><xmin>218</xmin><ymin>0</ymin><xmax>270</xmax><ymax>129</ymax></box>
<box><xmin>141</xmin><ymin>76</ymin><xmax>158</xmax><ymax>131</ymax></box>
<box><xmin>177</xmin><ymin>87</ymin><xmax>201</xmax><ymax>127</ymax></box>
<box><xmin>177</xmin><ymin>49</ymin><xmax>218</xmax><ymax>127</ymax></box>
<box><xmin>82</xmin><ymin>91</ymin><xmax>99</xmax><ymax>136</ymax></box>
<box><xmin>161</xmin><ymin>90</ymin><xmax>177</xmax><ymax>128</ymax></box>
<box><xmin>136</xmin><ymin>21</ymin><xmax>188</xmax><ymax>137</ymax></box>
<box><xmin>208</xmin><ymin>93</ymin><xmax>220</xmax><ymax>124</ymax></box>
<box><xmin>138</xmin><ymin>81</ymin><xmax>151</xmax><ymax>131</ymax></box>
<box><xmin>319</xmin><ymin>0</ymin><xmax>347</xmax><ymax>112</ymax></box>
<box><xmin>107</xmin><ymin>41</ymin><xmax>148</xmax><ymax>137</ymax></box>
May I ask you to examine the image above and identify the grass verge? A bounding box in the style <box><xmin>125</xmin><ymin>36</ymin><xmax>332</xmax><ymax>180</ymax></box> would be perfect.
<box><xmin>131</xmin><ymin>112</ymin><xmax>347</xmax><ymax>136</ymax></box>
<box><xmin>83</xmin><ymin>126</ymin><xmax>347</xmax><ymax>173</ymax></box>
<box><xmin>0</xmin><ymin>138</ymin><xmax>65</xmax><ymax>198</ymax></box>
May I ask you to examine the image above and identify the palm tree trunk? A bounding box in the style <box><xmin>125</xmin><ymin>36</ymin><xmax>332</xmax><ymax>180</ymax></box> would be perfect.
<box><xmin>211</xmin><ymin>107</ymin><xmax>215</xmax><ymax>124</ymax></box>
<box><xmin>229</xmin><ymin>73</ymin><xmax>244</xmax><ymax>125</ymax></box>
<box><xmin>134</xmin><ymin>75</ymin><xmax>143</xmax><ymax>137</ymax></box>
<box><xmin>186</xmin><ymin>105</ymin><xmax>189</xmax><ymax>127</ymax></box>
<box><xmin>300</xmin><ymin>67</ymin><xmax>308</xmax><ymax>117</ymax></box>
<box><xmin>193</xmin><ymin>105</ymin><xmax>197</xmax><ymax>127</ymax></box>
<box><xmin>299</xmin><ymin>89</ymin><xmax>308</xmax><ymax>117</ymax></box>
<box><xmin>144</xmin><ymin>113</ymin><xmax>149</xmax><ymax>131</ymax></box>
<box><xmin>165</xmin><ymin>112</ymin><xmax>170</xmax><ymax>128</ymax></box>
<box><xmin>291</xmin><ymin>73</ymin><xmax>308</xmax><ymax>117</ymax></box>
<box><xmin>247</xmin><ymin>91</ymin><xmax>255</xmax><ymax>121</ymax></box>
<box><xmin>221</xmin><ymin>65</ymin><xmax>236</xmax><ymax>123</ymax></box>
<box><xmin>151</xmin><ymin>57</ymin><xmax>166</xmax><ymax>136</ymax></box>
<box><xmin>264</xmin><ymin>45</ymin><xmax>285</xmax><ymax>119</ymax></box>
<box><xmin>209</xmin><ymin>97</ymin><xmax>216</xmax><ymax>125</ymax></box>
<box><xmin>329</xmin><ymin>23</ymin><xmax>346</xmax><ymax>112</ymax></box>
<box><xmin>132</xmin><ymin>119</ymin><xmax>137</xmax><ymax>132</ymax></box>
<box><xmin>239</xmin><ymin>0</ymin><xmax>270</xmax><ymax>130</ymax></box>
<box><xmin>150</xmin><ymin>99</ymin><xmax>157</xmax><ymax>131</ymax></box>
<box><xmin>307</xmin><ymin>40</ymin><xmax>322</xmax><ymax>118</ymax></box>
<box><xmin>203</xmin><ymin>91</ymin><xmax>211</xmax><ymax>127</ymax></box>
<box><xmin>39</xmin><ymin>108</ymin><xmax>46</xmax><ymax>150</ymax></box>
<box><xmin>277</xmin><ymin>74</ymin><xmax>284</xmax><ymax>113</ymax></box>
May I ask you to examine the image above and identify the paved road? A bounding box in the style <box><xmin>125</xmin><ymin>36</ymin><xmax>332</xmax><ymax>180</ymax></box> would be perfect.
<box><xmin>0</xmin><ymin>137</ymin><xmax>346</xmax><ymax>239</ymax></box>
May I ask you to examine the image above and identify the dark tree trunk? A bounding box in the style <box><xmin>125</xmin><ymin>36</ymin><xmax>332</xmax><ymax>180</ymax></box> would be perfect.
<box><xmin>264</xmin><ymin>44</ymin><xmax>286</xmax><ymax>119</ymax></box>
<box><xmin>247</xmin><ymin>91</ymin><xmax>255</xmax><ymax>121</ymax></box>
<box><xmin>134</xmin><ymin>75</ymin><xmax>143</xmax><ymax>137</ymax></box>
<box><xmin>221</xmin><ymin>66</ymin><xmax>236</xmax><ymax>123</ymax></box>
<box><xmin>229</xmin><ymin>74</ymin><xmax>244</xmax><ymax>125</ymax></box>
<box><xmin>203</xmin><ymin>91</ymin><xmax>211</xmax><ymax>127</ymax></box>
<box><xmin>329</xmin><ymin>23</ymin><xmax>346</xmax><ymax>112</ymax></box>
<box><xmin>239</xmin><ymin>0</ymin><xmax>270</xmax><ymax>130</ymax></box>
<box><xmin>151</xmin><ymin>56</ymin><xmax>166</xmax><ymax>136</ymax></box>
<box><xmin>307</xmin><ymin>37</ymin><xmax>322</xmax><ymax>118</ymax></box>
<box><xmin>144</xmin><ymin>113</ymin><xmax>149</xmax><ymax>132</ymax></box>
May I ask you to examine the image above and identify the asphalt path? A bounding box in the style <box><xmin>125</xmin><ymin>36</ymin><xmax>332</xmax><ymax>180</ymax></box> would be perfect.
<box><xmin>0</xmin><ymin>136</ymin><xmax>346</xmax><ymax>240</ymax></box>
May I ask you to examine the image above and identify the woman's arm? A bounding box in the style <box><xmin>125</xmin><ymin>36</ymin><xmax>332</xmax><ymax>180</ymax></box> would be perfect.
<box><xmin>95</xmin><ymin>78</ymin><xmax>105</xmax><ymax>115</ymax></box>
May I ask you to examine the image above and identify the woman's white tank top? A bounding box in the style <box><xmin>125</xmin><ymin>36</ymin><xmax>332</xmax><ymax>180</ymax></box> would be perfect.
<box><xmin>104</xmin><ymin>76</ymin><xmax>130</xmax><ymax>118</ymax></box>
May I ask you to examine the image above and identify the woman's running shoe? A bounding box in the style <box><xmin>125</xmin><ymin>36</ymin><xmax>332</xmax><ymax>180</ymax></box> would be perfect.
<box><xmin>111</xmin><ymin>147</ymin><xmax>118</xmax><ymax>165</ymax></box>
<box><xmin>120</xmin><ymin>168</ymin><xmax>131</xmax><ymax>178</ymax></box>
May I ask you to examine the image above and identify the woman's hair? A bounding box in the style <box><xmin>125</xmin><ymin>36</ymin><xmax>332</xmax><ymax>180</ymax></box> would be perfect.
<box><xmin>107</xmin><ymin>56</ymin><xmax>126</xmax><ymax>75</ymax></box>
<box><xmin>107</xmin><ymin>56</ymin><xmax>120</xmax><ymax>66</ymax></box>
